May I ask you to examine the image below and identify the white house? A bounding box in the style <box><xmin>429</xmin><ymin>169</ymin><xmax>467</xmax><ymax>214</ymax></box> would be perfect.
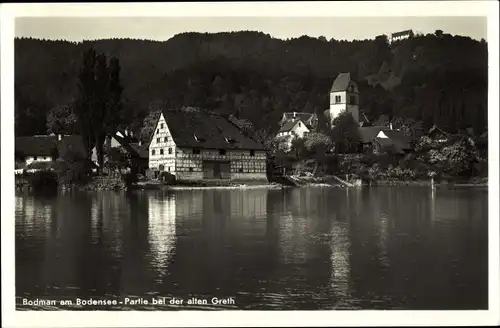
<box><xmin>275</xmin><ymin>119</ymin><xmax>310</xmax><ymax>151</ymax></box>
<box><xmin>148</xmin><ymin>107</ymin><xmax>268</xmax><ymax>182</ymax></box>
<box><xmin>325</xmin><ymin>72</ymin><xmax>360</xmax><ymax>125</ymax></box>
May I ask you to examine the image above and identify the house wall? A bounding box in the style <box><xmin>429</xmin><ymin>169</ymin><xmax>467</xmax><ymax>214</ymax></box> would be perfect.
<box><xmin>148</xmin><ymin>113</ymin><xmax>177</xmax><ymax>172</ymax></box>
<box><xmin>175</xmin><ymin>148</ymin><xmax>267</xmax><ymax>181</ymax></box>
<box><xmin>25</xmin><ymin>155</ymin><xmax>52</xmax><ymax>165</ymax></box>
<box><xmin>290</xmin><ymin>121</ymin><xmax>310</xmax><ymax>138</ymax></box>
<box><xmin>329</xmin><ymin>90</ymin><xmax>359</xmax><ymax>123</ymax></box>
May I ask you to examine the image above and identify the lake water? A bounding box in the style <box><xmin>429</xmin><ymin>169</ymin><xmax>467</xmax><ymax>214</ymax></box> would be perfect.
<box><xmin>15</xmin><ymin>186</ymin><xmax>488</xmax><ymax>310</ymax></box>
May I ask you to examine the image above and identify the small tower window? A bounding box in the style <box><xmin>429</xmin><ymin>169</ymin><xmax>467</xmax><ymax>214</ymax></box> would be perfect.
<box><xmin>335</xmin><ymin>95</ymin><xmax>341</xmax><ymax>103</ymax></box>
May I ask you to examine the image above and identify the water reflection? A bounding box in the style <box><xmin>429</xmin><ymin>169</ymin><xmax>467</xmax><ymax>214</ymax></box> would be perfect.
<box><xmin>147</xmin><ymin>192</ymin><xmax>176</xmax><ymax>277</ymax></box>
<box><xmin>15</xmin><ymin>187</ymin><xmax>488</xmax><ymax>310</ymax></box>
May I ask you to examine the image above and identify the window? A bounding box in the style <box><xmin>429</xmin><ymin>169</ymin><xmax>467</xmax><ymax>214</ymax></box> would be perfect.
<box><xmin>192</xmin><ymin>148</ymin><xmax>200</xmax><ymax>154</ymax></box>
<box><xmin>164</xmin><ymin>136</ymin><xmax>168</xmax><ymax>142</ymax></box>
<box><xmin>157</xmin><ymin>129</ymin><xmax>159</xmax><ymax>134</ymax></box>
<box><xmin>168</xmin><ymin>148</ymin><xmax>172</xmax><ymax>154</ymax></box>
<box><xmin>160</xmin><ymin>123</ymin><xmax>164</xmax><ymax>129</ymax></box>
<box><xmin>298</xmin><ymin>122</ymin><xmax>301</xmax><ymax>127</ymax></box>
<box><xmin>160</xmin><ymin>149</ymin><xmax>164</xmax><ymax>155</ymax></box>
<box><xmin>33</xmin><ymin>156</ymin><xmax>38</xmax><ymax>161</ymax></box>
<box><xmin>189</xmin><ymin>167</ymin><xmax>193</xmax><ymax>172</ymax></box>
<box><xmin>238</xmin><ymin>168</ymin><xmax>243</xmax><ymax>173</ymax></box>
<box><xmin>219</xmin><ymin>149</ymin><xmax>226</xmax><ymax>155</ymax></box>
<box><xmin>157</xmin><ymin>138</ymin><xmax>160</xmax><ymax>143</ymax></box>
<box><xmin>168</xmin><ymin>167</ymin><xmax>170</xmax><ymax>172</ymax></box>
<box><xmin>250</xmin><ymin>150</ymin><xmax>255</xmax><ymax>157</ymax></box>
<box><xmin>335</xmin><ymin>95</ymin><xmax>341</xmax><ymax>103</ymax></box>
<box><xmin>151</xmin><ymin>149</ymin><xmax>155</xmax><ymax>155</ymax></box>
<box><xmin>349</xmin><ymin>96</ymin><xmax>356</xmax><ymax>105</ymax></box>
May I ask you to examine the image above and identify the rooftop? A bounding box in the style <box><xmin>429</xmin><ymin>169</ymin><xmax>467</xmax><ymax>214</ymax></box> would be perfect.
<box><xmin>160</xmin><ymin>108</ymin><xmax>265</xmax><ymax>150</ymax></box>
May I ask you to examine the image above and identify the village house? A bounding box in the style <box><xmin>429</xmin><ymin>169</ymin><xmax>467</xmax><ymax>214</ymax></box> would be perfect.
<box><xmin>91</xmin><ymin>130</ymin><xmax>149</xmax><ymax>175</ymax></box>
<box><xmin>15</xmin><ymin>134</ymin><xmax>88</xmax><ymax>173</ymax></box>
<box><xmin>275</xmin><ymin>113</ymin><xmax>317</xmax><ymax>151</ymax></box>
<box><xmin>148</xmin><ymin>107</ymin><xmax>267</xmax><ymax>182</ymax></box>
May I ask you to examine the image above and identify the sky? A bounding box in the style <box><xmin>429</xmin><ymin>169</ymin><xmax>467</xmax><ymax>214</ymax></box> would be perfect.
<box><xmin>15</xmin><ymin>16</ymin><xmax>487</xmax><ymax>42</ymax></box>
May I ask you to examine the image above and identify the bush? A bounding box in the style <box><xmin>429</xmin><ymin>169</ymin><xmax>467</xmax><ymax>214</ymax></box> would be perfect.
<box><xmin>26</xmin><ymin>170</ymin><xmax>58</xmax><ymax>194</ymax></box>
<box><xmin>159</xmin><ymin>172</ymin><xmax>176</xmax><ymax>184</ymax></box>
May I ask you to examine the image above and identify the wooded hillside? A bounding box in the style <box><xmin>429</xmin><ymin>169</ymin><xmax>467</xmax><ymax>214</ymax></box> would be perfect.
<box><xmin>15</xmin><ymin>31</ymin><xmax>488</xmax><ymax>139</ymax></box>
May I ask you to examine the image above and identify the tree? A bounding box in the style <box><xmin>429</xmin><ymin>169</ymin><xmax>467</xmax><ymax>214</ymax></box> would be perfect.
<box><xmin>73</xmin><ymin>48</ymin><xmax>124</xmax><ymax>174</ymax></box>
<box><xmin>330</xmin><ymin>110</ymin><xmax>361</xmax><ymax>154</ymax></box>
<box><xmin>46</xmin><ymin>104</ymin><xmax>78</xmax><ymax>135</ymax></box>
<box><xmin>140</xmin><ymin>109</ymin><xmax>161</xmax><ymax>144</ymax></box>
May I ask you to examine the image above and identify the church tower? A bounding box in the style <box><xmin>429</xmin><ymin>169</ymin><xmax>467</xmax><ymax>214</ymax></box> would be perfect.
<box><xmin>327</xmin><ymin>72</ymin><xmax>359</xmax><ymax>125</ymax></box>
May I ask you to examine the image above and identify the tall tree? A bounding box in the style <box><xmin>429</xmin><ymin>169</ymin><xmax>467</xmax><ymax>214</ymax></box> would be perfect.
<box><xmin>74</xmin><ymin>48</ymin><xmax>124</xmax><ymax>172</ymax></box>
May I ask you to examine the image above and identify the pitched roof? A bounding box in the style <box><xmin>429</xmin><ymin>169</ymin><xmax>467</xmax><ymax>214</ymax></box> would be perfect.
<box><xmin>278</xmin><ymin>120</ymin><xmax>299</xmax><ymax>133</ymax></box>
<box><xmin>381</xmin><ymin>129</ymin><xmax>412</xmax><ymax>150</ymax></box>
<box><xmin>358</xmin><ymin>126</ymin><xmax>386</xmax><ymax>143</ymax></box>
<box><xmin>160</xmin><ymin>108</ymin><xmax>265</xmax><ymax>150</ymax></box>
<box><xmin>15</xmin><ymin>136</ymin><xmax>58</xmax><ymax>156</ymax></box>
<box><xmin>392</xmin><ymin>30</ymin><xmax>413</xmax><ymax>38</ymax></box>
<box><xmin>374</xmin><ymin>137</ymin><xmax>403</xmax><ymax>154</ymax></box>
<box><xmin>330</xmin><ymin>72</ymin><xmax>352</xmax><ymax>92</ymax></box>
<box><xmin>282</xmin><ymin>112</ymin><xmax>317</xmax><ymax>124</ymax></box>
<box><xmin>129</xmin><ymin>143</ymin><xmax>149</xmax><ymax>159</ymax></box>
<box><xmin>58</xmin><ymin>135</ymin><xmax>86</xmax><ymax>158</ymax></box>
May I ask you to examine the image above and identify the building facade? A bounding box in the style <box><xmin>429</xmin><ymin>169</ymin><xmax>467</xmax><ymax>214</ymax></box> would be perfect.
<box><xmin>390</xmin><ymin>30</ymin><xmax>414</xmax><ymax>43</ymax></box>
<box><xmin>327</xmin><ymin>72</ymin><xmax>360</xmax><ymax>125</ymax></box>
<box><xmin>148</xmin><ymin>108</ymin><xmax>268</xmax><ymax>182</ymax></box>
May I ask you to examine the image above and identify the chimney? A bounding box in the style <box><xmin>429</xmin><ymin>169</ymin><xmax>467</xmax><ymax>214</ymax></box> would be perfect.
<box><xmin>389</xmin><ymin>123</ymin><xmax>393</xmax><ymax>130</ymax></box>
<box><xmin>125</xmin><ymin>128</ymin><xmax>129</xmax><ymax>137</ymax></box>
<box><xmin>139</xmin><ymin>140</ymin><xmax>142</xmax><ymax>146</ymax></box>
<box><xmin>58</xmin><ymin>134</ymin><xmax>62</xmax><ymax>141</ymax></box>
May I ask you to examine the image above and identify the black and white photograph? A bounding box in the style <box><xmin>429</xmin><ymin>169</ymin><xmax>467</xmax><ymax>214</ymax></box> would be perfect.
<box><xmin>1</xmin><ymin>1</ymin><xmax>499</xmax><ymax>327</ymax></box>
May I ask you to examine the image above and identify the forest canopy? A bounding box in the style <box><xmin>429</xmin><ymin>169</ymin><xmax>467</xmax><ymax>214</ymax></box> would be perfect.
<box><xmin>15</xmin><ymin>31</ymin><xmax>488</xmax><ymax>141</ymax></box>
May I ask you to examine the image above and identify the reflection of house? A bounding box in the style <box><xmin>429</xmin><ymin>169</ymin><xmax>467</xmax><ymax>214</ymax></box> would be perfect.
<box><xmin>148</xmin><ymin>107</ymin><xmax>267</xmax><ymax>182</ymax></box>
<box><xmin>390</xmin><ymin>29</ymin><xmax>414</xmax><ymax>43</ymax></box>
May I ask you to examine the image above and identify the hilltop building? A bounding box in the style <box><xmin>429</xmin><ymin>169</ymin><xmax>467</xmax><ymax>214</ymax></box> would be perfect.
<box><xmin>390</xmin><ymin>30</ymin><xmax>414</xmax><ymax>43</ymax></box>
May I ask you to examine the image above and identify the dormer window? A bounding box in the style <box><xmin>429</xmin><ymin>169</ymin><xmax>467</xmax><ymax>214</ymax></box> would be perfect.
<box><xmin>224</xmin><ymin>137</ymin><xmax>236</xmax><ymax>144</ymax></box>
<box><xmin>193</xmin><ymin>134</ymin><xmax>206</xmax><ymax>143</ymax></box>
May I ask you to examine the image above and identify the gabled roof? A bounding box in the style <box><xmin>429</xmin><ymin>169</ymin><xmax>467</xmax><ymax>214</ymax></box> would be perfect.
<box><xmin>129</xmin><ymin>143</ymin><xmax>149</xmax><ymax>159</ymax></box>
<box><xmin>330</xmin><ymin>72</ymin><xmax>353</xmax><ymax>92</ymax></box>
<box><xmin>15</xmin><ymin>136</ymin><xmax>58</xmax><ymax>156</ymax></box>
<box><xmin>381</xmin><ymin>129</ymin><xmax>412</xmax><ymax>150</ymax></box>
<box><xmin>159</xmin><ymin>108</ymin><xmax>265</xmax><ymax>150</ymax></box>
<box><xmin>392</xmin><ymin>30</ymin><xmax>413</xmax><ymax>38</ymax></box>
<box><xmin>278</xmin><ymin>120</ymin><xmax>299</xmax><ymax>133</ymax></box>
<box><xmin>358</xmin><ymin>126</ymin><xmax>386</xmax><ymax>143</ymax></box>
<box><xmin>281</xmin><ymin>112</ymin><xmax>317</xmax><ymax>124</ymax></box>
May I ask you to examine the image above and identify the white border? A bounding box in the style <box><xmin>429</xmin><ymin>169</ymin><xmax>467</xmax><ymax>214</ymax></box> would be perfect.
<box><xmin>1</xmin><ymin>2</ymin><xmax>499</xmax><ymax>327</ymax></box>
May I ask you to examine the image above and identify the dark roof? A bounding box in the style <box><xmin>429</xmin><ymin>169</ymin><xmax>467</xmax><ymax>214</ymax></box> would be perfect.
<box><xmin>374</xmin><ymin>138</ymin><xmax>403</xmax><ymax>155</ymax></box>
<box><xmin>15</xmin><ymin>136</ymin><xmax>58</xmax><ymax>156</ymax></box>
<box><xmin>281</xmin><ymin>112</ymin><xmax>317</xmax><ymax>124</ymax></box>
<box><xmin>129</xmin><ymin>143</ymin><xmax>149</xmax><ymax>159</ymax></box>
<box><xmin>358</xmin><ymin>126</ymin><xmax>385</xmax><ymax>143</ymax></box>
<box><xmin>278</xmin><ymin>120</ymin><xmax>298</xmax><ymax>133</ymax></box>
<box><xmin>160</xmin><ymin>108</ymin><xmax>265</xmax><ymax>150</ymax></box>
<box><xmin>58</xmin><ymin>135</ymin><xmax>86</xmax><ymax>158</ymax></box>
<box><xmin>330</xmin><ymin>72</ymin><xmax>352</xmax><ymax>92</ymax></box>
<box><xmin>427</xmin><ymin>125</ymin><xmax>448</xmax><ymax>137</ymax></box>
<box><xmin>392</xmin><ymin>30</ymin><xmax>413</xmax><ymax>38</ymax></box>
<box><xmin>381</xmin><ymin>130</ymin><xmax>412</xmax><ymax>150</ymax></box>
